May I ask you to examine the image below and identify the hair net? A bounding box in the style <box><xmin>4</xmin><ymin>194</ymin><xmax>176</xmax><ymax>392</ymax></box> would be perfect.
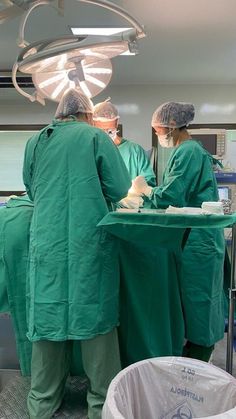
<box><xmin>55</xmin><ymin>88</ymin><xmax>94</xmax><ymax>118</ymax></box>
<box><xmin>151</xmin><ymin>102</ymin><xmax>195</xmax><ymax>128</ymax></box>
<box><xmin>93</xmin><ymin>100</ymin><xmax>119</xmax><ymax>121</ymax></box>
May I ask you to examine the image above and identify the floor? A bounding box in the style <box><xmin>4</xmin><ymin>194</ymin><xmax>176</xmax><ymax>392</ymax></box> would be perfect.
<box><xmin>0</xmin><ymin>374</ymin><xmax>88</xmax><ymax>418</ymax></box>
<box><xmin>0</xmin><ymin>334</ymin><xmax>235</xmax><ymax>418</ymax></box>
<box><xmin>211</xmin><ymin>333</ymin><xmax>236</xmax><ymax>377</ymax></box>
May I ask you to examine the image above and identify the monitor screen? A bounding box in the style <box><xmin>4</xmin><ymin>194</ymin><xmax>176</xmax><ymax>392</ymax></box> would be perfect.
<box><xmin>218</xmin><ymin>186</ymin><xmax>229</xmax><ymax>200</ymax></box>
<box><xmin>195</xmin><ymin>134</ymin><xmax>217</xmax><ymax>155</ymax></box>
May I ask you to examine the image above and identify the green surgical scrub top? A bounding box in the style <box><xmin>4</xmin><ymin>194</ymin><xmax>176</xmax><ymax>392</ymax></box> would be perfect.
<box><xmin>118</xmin><ymin>138</ymin><xmax>156</xmax><ymax>186</ymax></box>
<box><xmin>150</xmin><ymin>140</ymin><xmax>225</xmax><ymax>346</ymax></box>
<box><xmin>0</xmin><ymin>196</ymin><xmax>33</xmax><ymax>374</ymax></box>
<box><xmin>23</xmin><ymin>120</ymin><xmax>131</xmax><ymax>342</ymax></box>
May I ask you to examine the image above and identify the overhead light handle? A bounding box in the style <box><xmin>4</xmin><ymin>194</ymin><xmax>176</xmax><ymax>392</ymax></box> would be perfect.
<box><xmin>18</xmin><ymin>0</ymin><xmax>57</xmax><ymax>47</ymax></box>
<box><xmin>12</xmin><ymin>61</ymin><xmax>45</xmax><ymax>104</ymax></box>
<box><xmin>77</xmin><ymin>0</ymin><xmax>146</xmax><ymax>39</ymax></box>
<box><xmin>18</xmin><ymin>0</ymin><xmax>146</xmax><ymax>47</ymax></box>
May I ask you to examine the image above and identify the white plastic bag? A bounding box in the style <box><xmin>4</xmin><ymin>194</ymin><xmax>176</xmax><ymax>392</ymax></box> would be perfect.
<box><xmin>102</xmin><ymin>357</ymin><xmax>236</xmax><ymax>419</ymax></box>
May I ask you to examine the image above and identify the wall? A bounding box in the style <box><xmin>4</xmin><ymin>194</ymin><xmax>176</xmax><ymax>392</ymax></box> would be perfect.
<box><xmin>1</xmin><ymin>84</ymin><xmax>236</xmax><ymax>190</ymax></box>
<box><xmin>102</xmin><ymin>85</ymin><xmax>236</xmax><ymax>172</ymax></box>
<box><xmin>2</xmin><ymin>84</ymin><xmax>236</xmax><ymax>147</ymax></box>
<box><xmin>0</xmin><ymin>131</ymin><xmax>37</xmax><ymax>191</ymax></box>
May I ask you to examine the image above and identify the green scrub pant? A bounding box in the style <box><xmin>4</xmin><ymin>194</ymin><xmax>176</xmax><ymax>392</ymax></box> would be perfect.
<box><xmin>182</xmin><ymin>340</ymin><xmax>214</xmax><ymax>362</ymax></box>
<box><xmin>27</xmin><ymin>328</ymin><xmax>121</xmax><ymax>419</ymax></box>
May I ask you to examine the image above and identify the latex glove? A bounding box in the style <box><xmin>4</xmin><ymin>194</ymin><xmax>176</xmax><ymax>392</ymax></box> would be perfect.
<box><xmin>119</xmin><ymin>195</ymin><xmax>144</xmax><ymax>209</ymax></box>
<box><xmin>132</xmin><ymin>176</ymin><xmax>153</xmax><ymax>197</ymax></box>
<box><xmin>6</xmin><ymin>194</ymin><xmax>17</xmax><ymax>202</ymax></box>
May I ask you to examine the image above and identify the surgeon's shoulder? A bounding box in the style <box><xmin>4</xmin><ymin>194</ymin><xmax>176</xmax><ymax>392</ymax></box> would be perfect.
<box><xmin>24</xmin><ymin>132</ymin><xmax>41</xmax><ymax>158</ymax></box>
<box><xmin>92</xmin><ymin>126</ymin><xmax>115</xmax><ymax>146</ymax></box>
<box><xmin>123</xmin><ymin>138</ymin><xmax>146</xmax><ymax>152</ymax></box>
<box><xmin>178</xmin><ymin>139</ymin><xmax>205</xmax><ymax>154</ymax></box>
<box><xmin>92</xmin><ymin>126</ymin><xmax>107</xmax><ymax>137</ymax></box>
<box><xmin>26</xmin><ymin>122</ymin><xmax>55</xmax><ymax>147</ymax></box>
<box><xmin>76</xmin><ymin>123</ymin><xmax>103</xmax><ymax>138</ymax></box>
<box><xmin>174</xmin><ymin>140</ymin><xmax>208</xmax><ymax>165</ymax></box>
<box><xmin>26</xmin><ymin>131</ymin><xmax>40</xmax><ymax>146</ymax></box>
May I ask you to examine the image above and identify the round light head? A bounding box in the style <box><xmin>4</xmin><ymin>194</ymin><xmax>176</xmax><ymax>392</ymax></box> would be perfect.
<box><xmin>31</xmin><ymin>54</ymin><xmax>113</xmax><ymax>101</ymax></box>
<box><xmin>17</xmin><ymin>39</ymin><xmax>129</xmax><ymax>101</ymax></box>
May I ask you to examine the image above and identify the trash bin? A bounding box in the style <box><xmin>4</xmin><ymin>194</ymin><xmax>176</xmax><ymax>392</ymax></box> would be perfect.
<box><xmin>102</xmin><ymin>357</ymin><xmax>236</xmax><ymax>419</ymax></box>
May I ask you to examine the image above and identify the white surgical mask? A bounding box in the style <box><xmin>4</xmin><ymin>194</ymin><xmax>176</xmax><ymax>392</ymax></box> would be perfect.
<box><xmin>158</xmin><ymin>129</ymin><xmax>174</xmax><ymax>148</ymax></box>
<box><xmin>106</xmin><ymin>129</ymin><xmax>118</xmax><ymax>142</ymax></box>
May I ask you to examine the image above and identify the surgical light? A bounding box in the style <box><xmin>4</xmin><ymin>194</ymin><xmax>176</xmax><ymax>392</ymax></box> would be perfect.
<box><xmin>12</xmin><ymin>0</ymin><xmax>146</xmax><ymax>105</ymax></box>
<box><xmin>71</xmin><ymin>27</ymin><xmax>132</xmax><ymax>36</ymax></box>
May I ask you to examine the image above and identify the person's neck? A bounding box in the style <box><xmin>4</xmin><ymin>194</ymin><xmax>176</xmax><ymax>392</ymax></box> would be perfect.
<box><xmin>175</xmin><ymin>130</ymin><xmax>191</xmax><ymax>146</ymax></box>
<box><xmin>114</xmin><ymin>135</ymin><xmax>122</xmax><ymax>146</ymax></box>
<box><xmin>58</xmin><ymin>116</ymin><xmax>88</xmax><ymax>123</ymax></box>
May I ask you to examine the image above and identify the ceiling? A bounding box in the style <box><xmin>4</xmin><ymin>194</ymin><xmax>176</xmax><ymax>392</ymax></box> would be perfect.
<box><xmin>1</xmin><ymin>0</ymin><xmax>236</xmax><ymax>88</ymax></box>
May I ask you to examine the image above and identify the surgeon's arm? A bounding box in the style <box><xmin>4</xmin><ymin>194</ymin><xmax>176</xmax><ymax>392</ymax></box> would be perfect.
<box><xmin>136</xmin><ymin>145</ymin><xmax>156</xmax><ymax>186</ymax></box>
<box><xmin>22</xmin><ymin>134</ymin><xmax>39</xmax><ymax>201</ymax></box>
<box><xmin>22</xmin><ymin>140</ymin><xmax>33</xmax><ymax>201</ymax></box>
<box><xmin>150</xmin><ymin>147</ymin><xmax>203</xmax><ymax>208</ymax></box>
<box><xmin>95</xmin><ymin>131</ymin><xmax>131</xmax><ymax>203</ymax></box>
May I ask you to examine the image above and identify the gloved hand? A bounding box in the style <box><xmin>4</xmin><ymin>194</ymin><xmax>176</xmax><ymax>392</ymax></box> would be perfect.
<box><xmin>119</xmin><ymin>194</ymin><xmax>144</xmax><ymax>209</ymax></box>
<box><xmin>131</xmin><ymin>176</ymin><xmax>153</xmax><ymax>197</ymax></box>
<box><xmin>6</xmin><ymin>194</ymin><xmax>17</xmax><ymax>202</ymax></box>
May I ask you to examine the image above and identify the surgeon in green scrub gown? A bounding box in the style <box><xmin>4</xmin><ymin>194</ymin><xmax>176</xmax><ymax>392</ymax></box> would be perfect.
<box><xmin>23</xmin><ymin>89</ymin><xmax>131</xmax><ymax>419</ymax></box>
<box><xmin>132</xmin><ymin>101</ymin><xmax>225</xmax><ymax>362</ymax></box>
<box><xmin>0</xmin><ymin>195</ymin><xmax>33</xmax><ymax>375</ymax></box>
<box><xmin>93</xmin><ymin>100</ymin><xmax>156</xmax><ymax>186</ymax></box>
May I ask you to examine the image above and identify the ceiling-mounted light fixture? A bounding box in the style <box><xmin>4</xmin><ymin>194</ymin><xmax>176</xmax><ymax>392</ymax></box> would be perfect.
<box><xmin>71</xmin><ymin>27</ymin><xmax>133</xmax><ymax>36</ymax></box>
<box><xmin>12</xmin><ymin>0</ymin><xmax>146</xmax><ymax>105</ymax></box>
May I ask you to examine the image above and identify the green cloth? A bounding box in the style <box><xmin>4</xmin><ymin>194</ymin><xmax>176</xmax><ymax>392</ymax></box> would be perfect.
<box><xmin>98</xmin><ymin>212</ymin><xmax>187</xmax><ymax>364</ymax></box>
<box><xmin>118</xmin><ymin>138</ymin><xmax>156</xmax><ymax>186</ymax></box>
<box><xmin>99</xmin><ymin>211</ymin><xmax>236</xmax><ymax>361</ymax></box>
<box><xmin>98</xmin><ymin>210</ymin><xmax>236</xmax><ymax>238</ymax></box>
<box><xmin>0</xmin><ymin>196</ymin><xmax>33</xmax><ymax>375</ymax></box>
<box><xmin>98</xmin><ymin>211</ymin><xmax>186</xmax><ymax>250</ymax></box>
<box><xmin>118</xmin><ymin>241</ymin><xmax>185</xmax><ymax>366</ymax></box>
<box><xmin>99</xmin><ymin>211</ymin><xmax>236</xmax><ymax>230</ymax></box>
<box><xmin>28</xmin><ymin>329</ymin><xmax>121</xmax><ymax>419</ymax></box>
<box><xmin>28</xmin><ymin>341</ymin><xmax>71</xmax><ymax>419</ymax></box>
<box><xmin>23</xmin><ymin>120</ymin><xmax>131</xmax><ymax>342</ymax></box>
<box><xmin>182</xmin><ymin>229</ymin><xmax>225</xmax><ymax>346</ymax></box>
<box><xmin>0</xmin><ymin>197</ymin><xmax>84</xmax><ymax>376</ymax></box>
<box><xmin>182</xmin><ymin>341</ymin><xmax>214</xmax><ymax>362</ymax></box>
<box><xmin>0</xmin><ymin>204</ymin><xmax>9</xmax><ymax>312</ymax></box>
<box><xmin>149</xmin><ymin>140</ymin><xmax>226</xmax><ymax>346</ymax></box>
<box><xmin>223</xmin><ymin>248</ymin><xmax>236</xmax><ymax>320</ymax></box>
<box><xmin>150</xmin><ymin>140</ymin><xmax>219</xmax><ymax>209</ymax></box>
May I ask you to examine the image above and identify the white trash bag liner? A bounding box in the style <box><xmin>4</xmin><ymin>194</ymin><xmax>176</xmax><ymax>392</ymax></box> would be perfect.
<box><xmin>102</xmin><ymin>357</ymin><xmax>236</xmax><ymax>419</ymax></box>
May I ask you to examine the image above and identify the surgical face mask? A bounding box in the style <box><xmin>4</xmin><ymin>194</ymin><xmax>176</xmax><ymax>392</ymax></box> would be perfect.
<box><xmin>106</xmin><ymin>129</ymin><xmax>118</xmax><ymax>142</ymax></box>
<box><xmin>158</xmin><ymin>129</ymin><xmax>174</xmax><ymax>148</ymax></box>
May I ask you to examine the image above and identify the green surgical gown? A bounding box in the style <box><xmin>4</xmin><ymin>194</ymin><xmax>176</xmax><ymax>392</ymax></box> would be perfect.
<box><xmin>118</xmin><ymin>138</ymin><xmax>156</xmax><ymax>186</ymax></box>
<box><xmin>149</xmin><ymin>140</ymin><xmax>225</xmax><ymax>346</ymax></box>
<box><xmin>0</xmin><ymin>196</ymin><xmax>33</xmax><ymax>375</ymax></box>
<box><xmin>23</xmin><ymin>120</ymin><xmax>131</xmax><ymax>342</ymax></box>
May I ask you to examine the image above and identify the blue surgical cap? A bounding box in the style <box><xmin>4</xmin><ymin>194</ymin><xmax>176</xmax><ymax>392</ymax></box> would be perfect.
<box><xmin>151</xmin><ymin>102</ymin><xmax>195</xmax><ymax>128</ymax></box>
<box><xmin>93</xmin><ymin>101</ymin><xmax>119</xmax><ymax>121</ymax></box>
<box><xmin>55</xmin><ymin>88</ymin><xmax>94</xmax><ymax>118</ymax></box>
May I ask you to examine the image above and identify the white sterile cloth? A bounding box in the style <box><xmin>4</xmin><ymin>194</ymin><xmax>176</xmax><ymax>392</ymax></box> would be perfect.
<box><xmin>165</xmin><ymin>202</ymin><xmax>224</xmax><ymax>215</ymax></box>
